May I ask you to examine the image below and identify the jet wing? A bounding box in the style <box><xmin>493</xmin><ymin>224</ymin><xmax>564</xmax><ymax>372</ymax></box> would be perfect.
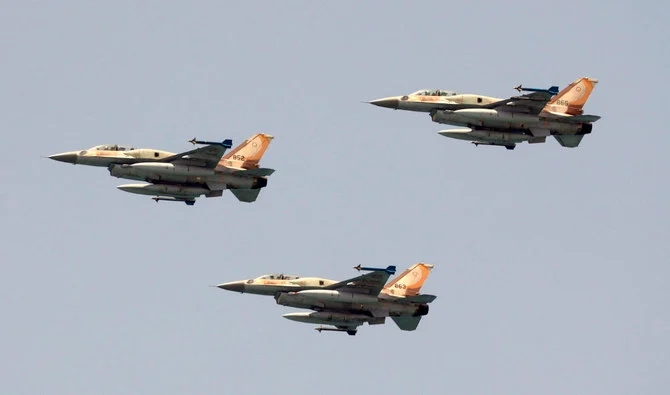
<box><xmin>485</xmin><ymin>91</ymin><xmax>554</xmax><ymax>115</ymax></box>
<box><xmin>324</xmin><ymin>270</ymin><xmax>392</xmax><ymax>296</ymax></box>
<box><xmin>159</xmin><ymin>141</ymin><xmax>232</xmax><ymax>169</ymax></box>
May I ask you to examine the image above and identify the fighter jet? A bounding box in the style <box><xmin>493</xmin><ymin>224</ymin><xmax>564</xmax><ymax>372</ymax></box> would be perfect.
<box><xmin>368</xmin><ymin>85</ymin><xmax>559</xmax><ymax>113</ymax></box>
<box><xmin>217</xmin><ymin>263</ymin><xmax>436</xmax><ymax>336</ymax></box>
<box><xmin>48</xmin><ymin>133</ymin><xmax>275</xmax><ymax>205</ymax></box>
<box><xmin>434</xmin><ymin>77</ymin><xmax>600</xmax><ymax>149</ymax></box>
<box><xmin>370</xmin><ymin>77</ymin><xmax>600</xmax><ymax>149</ymax></box>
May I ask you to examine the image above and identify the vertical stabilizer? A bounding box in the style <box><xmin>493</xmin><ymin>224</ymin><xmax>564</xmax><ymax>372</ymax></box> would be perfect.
<box><xmin>220</xmin><ymin>133</ymin><xmax>274</xmax><ymax>169</ymax></box>
<box><xmin>543</xmin><ymin>77</ymin><xmax>598</xmax><ymax>116</ymax></box>
<box><xmin>381</xmin><ymin>263</ymin><xmax>434</xmax><ymax>297</ymax></box>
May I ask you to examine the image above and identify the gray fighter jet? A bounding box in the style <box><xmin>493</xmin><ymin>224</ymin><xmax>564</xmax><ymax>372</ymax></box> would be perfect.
<box><xmin>48</xmin><ymin>133</ymin><xmax>274</xmax><ymax>205</ymax></box>
<box><xmin>218</xmin><ymin>263</ymin><xmax>436</xmax><ymax>336</ymax></box>
<box><xmin>370</xmin><ymin>77</ymin><xmax>600</xmax><ymax>149</ymax></box>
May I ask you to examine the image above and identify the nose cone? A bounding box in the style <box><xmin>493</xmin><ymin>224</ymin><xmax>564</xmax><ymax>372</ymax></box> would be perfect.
<box><xmin>216</xmin><ymin>281</ymin><xmax>245</xmax><ymax>293</ymax></box>
<box><xmin>48</xmin><ymin>152</ymin><xmax>78</xmax><ymax>164</ymax></box>
<box><xmin>368</xmin><ymin>97</ymin><xmax>399</xmax><ymax>110</ymax></box>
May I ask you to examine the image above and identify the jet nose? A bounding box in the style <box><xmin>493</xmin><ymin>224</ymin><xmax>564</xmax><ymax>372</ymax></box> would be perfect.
<box><xmin>216</xmin><ymin>281</ymin><xmax>245</xmax><ymax>293</ymax></box>
<box><xmin>48</xmin><ymin>152</ymin><xmax>78</xmax><ymax>164</ymax></box>
<box><xmin>368</xmin><ymin>97</ymin><xmax>399</xmax><ymax>110</ymax></box>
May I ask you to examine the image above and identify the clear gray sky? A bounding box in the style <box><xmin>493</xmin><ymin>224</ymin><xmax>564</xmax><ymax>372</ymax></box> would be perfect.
<box><xmin>2</xmin><ymin>1</ymin><xmax>668</xmax><ymax>394</ymax></box>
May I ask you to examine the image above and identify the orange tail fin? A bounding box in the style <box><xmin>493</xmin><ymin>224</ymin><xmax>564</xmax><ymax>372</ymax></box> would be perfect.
<box><xmin>220</xmin><ymin>133</ymin><xmax>273</xmax><ymax>169</ymax></box>
<box><xmin>381</xmin><ymin>263</ymin><xmax>434</xmax><ymax>297</ymax></box>
<box><xmin>543</xmin><ymin>77</ymin><xmax>598</xmax><ymax>116</ymax></box>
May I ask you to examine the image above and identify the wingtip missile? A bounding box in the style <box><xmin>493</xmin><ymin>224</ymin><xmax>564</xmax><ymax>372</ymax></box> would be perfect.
<box><xmin>188</xmin><ymin>138</ymin><xmax>233</xmax><ymax>149</ymax></box>
<box><xmin>353</xmin><ymin>265</ymin><xmax>396</xmax><ymax>275</ymax></box>
<box><xmin>513</xmin><ymin>85</ymin><xmax>559</xmax><ymax>95</ymax></box>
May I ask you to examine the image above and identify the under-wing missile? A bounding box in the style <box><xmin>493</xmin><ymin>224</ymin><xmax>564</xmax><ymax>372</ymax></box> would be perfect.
<box><xmin>315</xmin><ymin>326</ymin><xmax>357</xmax><ymax>336</ymax></box>
<box><xmin>188</xmin><ymin>138</ymin><xmax>233</xmax><ymax>148</ymax></box>
<box><xmin>152</xmin><ymin>196</ymin><xmax>196</xmax><ymax>205</ymax></box>
<box><xmin>352</xmin><ymin>264</ymin><xmax>397</xmax><ymax>274</ymax></box>
<box><xmin>472</xmin><ymin>141</ymin><xmax>516</xmax><ymax>150</ymax></box>
<box><xmin>513</xmin><ymin>85</ymin><xmax>559</xmax><ymax>95</ymax></box>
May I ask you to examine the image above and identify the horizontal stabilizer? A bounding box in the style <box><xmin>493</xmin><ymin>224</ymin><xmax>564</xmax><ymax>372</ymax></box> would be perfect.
<box><xmin>569</xmin><ymin>114</ymin><xmax>601</xmax><ymax>123</ymax></box>
<box><xmin>392</xmin><ymin>316</ymin><xmax>422</xmax><ymax>331</ymax></box>
<box><xmin>543</xmin><ymin>112</ymin><xmax>601</xmax><ymax>123</ymax></box>
<box><xmin>230</xmin><ymin>188</ymin><xmax>261</xmax><ymax>202</ymax></box>
<box><xmin>233</xmin><ymin>168</ymin><xmax>275</xmax><ymax>177</ymax></box>
<box><xmin>403</xmin><ymin>294</ymin><xmax>437</xmax><ymax>303</ymax></box>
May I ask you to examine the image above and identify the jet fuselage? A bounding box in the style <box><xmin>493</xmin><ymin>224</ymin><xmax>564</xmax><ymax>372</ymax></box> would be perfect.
<box><xmin>108</xmin><ymin>163</ymin><xmax>268</xmax><ymax>196</ymax></box>
<box><xmin>370</xmin><ymin>92</ymin><xmax>502</xmax><ymax>112</ymax></box>
<box><xmin>217</xmin><ymin>276</ymin><xmax>338</xmax><ymax>296</ymax></box>
<box><xmin>431</xmin><ymin>108</ymin><xmax>589</xmax><ymax>134</ymax></box>
<box><xmin>275</xmin><ymin>290</ymin><xmax>430</xmax><ymax>318</ymax></box>
<box><xmin>49</xmin><ymin>146</ymin><xmax>175</xmax><ymax>167</ymax></box>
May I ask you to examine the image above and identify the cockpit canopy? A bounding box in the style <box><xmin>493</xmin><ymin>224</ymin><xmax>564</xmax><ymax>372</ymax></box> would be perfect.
<box><xmin>410</xmin><ymin>89</ymin><xmax>458</xmax><ymax>97</ymax></box>
<box><xmin>90</xmin><ymin>144</ymin><xmax>135</xmax><ymax>151</ymax></box>
<box><xmin>257</xmin><ymin>274</ymin><xmax>299</xmax><ymax>280</ymax></box>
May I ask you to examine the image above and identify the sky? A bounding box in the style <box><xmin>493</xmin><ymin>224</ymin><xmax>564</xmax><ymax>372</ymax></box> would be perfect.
<box><xmin>2</xmin><ymin>1</ymin><xmax>669</xmax><ymax>394</ymax></box>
